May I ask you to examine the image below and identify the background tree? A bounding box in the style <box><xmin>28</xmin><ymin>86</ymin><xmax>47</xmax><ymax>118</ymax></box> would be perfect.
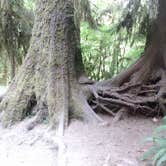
<box><xmin>0</xmin><ymin>0</ymin><xmax>33</xmax><ymax>80</ymax></box>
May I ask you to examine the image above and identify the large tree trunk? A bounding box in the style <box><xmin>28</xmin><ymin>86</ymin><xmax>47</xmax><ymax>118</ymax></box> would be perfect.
<box><xmin>0</xmin><ymin>0</ymin><xmax>102</xmax><ymax>131</ymax></box>
<box><xmin>93</xmin><ymin>0</ymin><xmax>166</xmax><ymax>117</ymax></box>
<box><xmin>0</xmin><ymin>0</ymin><xmax>166</xmax><ymax>132</ymax></box>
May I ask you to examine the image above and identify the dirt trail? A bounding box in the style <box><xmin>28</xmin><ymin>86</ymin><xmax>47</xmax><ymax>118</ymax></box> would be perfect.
<box><xmin>0</xmin><ymin>121</ymin><xmax>56</xmax><ymax>166</ymax></box>
<box><xmin>0</xmin><ymin>114</ymin><xmax>159</xmax><ymax>166</ymax></box>
<box><xmin>65</xmin><ymin>115</ymin><xmax>158</xmax><ymax>166</ymax></box>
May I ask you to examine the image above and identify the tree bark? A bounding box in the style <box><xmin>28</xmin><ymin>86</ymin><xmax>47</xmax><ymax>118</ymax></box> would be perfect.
<box><xmin>0</xmin><ymin>0</ymin><xmax>166</xmax><ymax>131</ymax></box>
<box><xmin>93</xmin><ymin>0</ymin><xmax>166</xmax><ymax>117</ymax></box>
<box><xmin>0</xmin><ymin>0</ymin><xmax>101</xmax><ymax>131</ymax></box>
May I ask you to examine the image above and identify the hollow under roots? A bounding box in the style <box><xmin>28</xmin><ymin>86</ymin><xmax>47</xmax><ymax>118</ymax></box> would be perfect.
<box><xmin>91</xmin><ymin>67</ymin><xmax>166</xmax><ymax>119</ymax></box>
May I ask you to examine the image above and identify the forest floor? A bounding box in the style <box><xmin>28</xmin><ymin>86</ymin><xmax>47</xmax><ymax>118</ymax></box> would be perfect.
<box><xmin>0</xmin><ymin>87</ymin><xmax>159</xmax><ymax>166</ymax></box>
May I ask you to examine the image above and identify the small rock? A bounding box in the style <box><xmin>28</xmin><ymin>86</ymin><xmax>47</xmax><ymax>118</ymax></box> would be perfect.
<box><xmin>96</xmin><ymin>142</ymin><xmax>103</xmax><ymax>146</ymax></box>
<box><xmin>99</xmin><ymin>122</ymin><xmax>110</xmax><ymax>127</ymax></box>
<box><xmin>152</xmin><ymin>117</ymin><xmax>158</xmax><ymax>123</ymax></box>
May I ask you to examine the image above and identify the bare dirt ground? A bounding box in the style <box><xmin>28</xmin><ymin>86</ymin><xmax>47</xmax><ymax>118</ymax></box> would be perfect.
<box><xmin>65</xmin><ymin>115</ymin><xmax>158</xmax><ymax>166</ymax></box>
<box><xmin>0</xmin><ymin>87</ymin><xmax>159</xmax><ymax>166</ymax></box>
<box><xmin>0</xmin><ymin>114</ymin><xmax>159</xmax><ymax>166</ymax></box>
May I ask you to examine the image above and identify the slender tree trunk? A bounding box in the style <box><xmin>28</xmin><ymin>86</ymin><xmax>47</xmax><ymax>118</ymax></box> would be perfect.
<box><xmin>0</xmin><ymin>50</ymin><xmax>8</xmax><ymax>85</ymax></box>
<box><xmin>9</xmin><ymin>51</ymin><xmax>15</xmax><ymax>80</ymax></box>
<box><xmin>3</xmin><ymin>55</ymin><xmax>8</xmax><ymax>85</ymax></box>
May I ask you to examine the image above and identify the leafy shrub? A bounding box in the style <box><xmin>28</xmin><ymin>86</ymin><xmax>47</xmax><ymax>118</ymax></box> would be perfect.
<box><xmin>81</xmin><ymin>22</ymin><xmax>145</xmax><ymax>80</ymax></box>
<box><xmin>141</xmin><ymin>117</ymin><xmax>166</xmax><ymax>166</ymax></box>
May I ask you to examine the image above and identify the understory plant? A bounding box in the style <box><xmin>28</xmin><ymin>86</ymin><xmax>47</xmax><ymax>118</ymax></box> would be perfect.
<box><xmin>141</xmin><ymin>116</ymin><xmax>166</xmax><ymax>166</ymax></box>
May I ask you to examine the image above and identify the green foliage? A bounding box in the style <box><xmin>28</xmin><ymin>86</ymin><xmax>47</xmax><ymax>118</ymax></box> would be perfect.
<box><xmin>141</xmin><ymin>116</ymin><xmax>166</xmax><ymax>166</ymax></box>
<box><xmin>0</xmin><ymin>0</ymin><xmax>34</xmax><ymax>82</ymax></box>
<box><xmin>24</xmin><ymin>0</ymin><xmax>35</xmax><ymax>10</ymax></box>
<box><xmin>74</xmin><ymin>0</ymin><xmax>97</xmax><ymax>29</ymax></box>
<box><xmin>81</xmin><ymin>21</ymin><xmax>145</xmax><ymax>80</ymax></box>
<box><xmin>116</xmin><ymin>0</ymin><xmax>159</xmax><ymax>44</ymax></box>
<box><xmin>80</xmin><ymin>0</ymin><xmax>146</xmax><ymax>80</ymax></box>
<box><xmin>0</xmin><ymin>0</ymin><xmax>148</xmax><ymax>83</ymax></box>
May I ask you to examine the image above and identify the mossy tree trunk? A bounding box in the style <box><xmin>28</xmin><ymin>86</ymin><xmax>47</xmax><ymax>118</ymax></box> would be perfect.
<box><xmin>0</xmin><ymin>0</ymin><xmax>102</xmax><ymax>132</ymax></box>
<box><xmin>93</xmin><ymin>0</ymin><xmax>166</xmax><ymax>118</ymax></box>
<box><xmin>0</xmin><ymin>0</ymin><xmax>166</xmax><ymax>132</ymax></box>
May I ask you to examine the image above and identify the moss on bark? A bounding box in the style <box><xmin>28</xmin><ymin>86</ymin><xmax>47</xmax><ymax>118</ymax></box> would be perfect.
<box><xmin>0</xmin><ymin>0</ymin><xmax>99</xmax><ymax>131</ymax></box>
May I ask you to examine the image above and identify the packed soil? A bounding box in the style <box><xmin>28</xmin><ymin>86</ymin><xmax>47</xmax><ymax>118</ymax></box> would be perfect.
<box><xmin>0</xmin><ymin>86</ymin><xmax>159</xmax><ymax>166</ymax></box>
<box><xmin>0</xmin><ymin>115</ymin><xmax>159</xmax><ymax>166</ymax></box>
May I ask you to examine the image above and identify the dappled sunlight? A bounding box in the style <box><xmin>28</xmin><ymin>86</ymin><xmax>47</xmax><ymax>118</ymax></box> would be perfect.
<box><xmin>0</xmin><ymin>86</ymin><xmax>7</xmax><ymax>96</ymax></box>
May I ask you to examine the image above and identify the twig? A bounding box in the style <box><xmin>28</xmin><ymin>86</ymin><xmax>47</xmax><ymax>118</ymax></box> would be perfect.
<box><xmin>99</xmin><ymin>104</ymin><xmax>116</xmax><ymax>116</ymax></box>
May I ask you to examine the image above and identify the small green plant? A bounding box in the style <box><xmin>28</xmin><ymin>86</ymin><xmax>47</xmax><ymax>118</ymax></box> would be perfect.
<box><xmin>141</xmin><ymin>116</ymin><xmax>166</xmax><ymax>166</ymax></box>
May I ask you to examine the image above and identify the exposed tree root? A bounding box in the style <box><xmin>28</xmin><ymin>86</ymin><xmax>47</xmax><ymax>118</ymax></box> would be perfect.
<box><xmin>112</xmin><ymin>108</ymin><xmax>128</xmax><ymax>123</ymax></box>
<box><xmin>24</xmin><ymin>68</ymin><xmax>166</xmax><ymax>131</ymax></box>
<box><xmin>90</xmin><ymin>65</ymin><xmax>166</xmax><ymax>118</ymax></box>
<box><xmin>26</xmin><ymin>109</ymin><xmax>48</xmax><ymax>130</ymax></box>
<box><xmin>1</xmin><ymin>0</ymin><xmax>166</xmax><ymax>135</ymax></box>
<box><xmin>1</xmin><ymin>65</ymin><xmax>165</xmax><ymax>131</ymax></box>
